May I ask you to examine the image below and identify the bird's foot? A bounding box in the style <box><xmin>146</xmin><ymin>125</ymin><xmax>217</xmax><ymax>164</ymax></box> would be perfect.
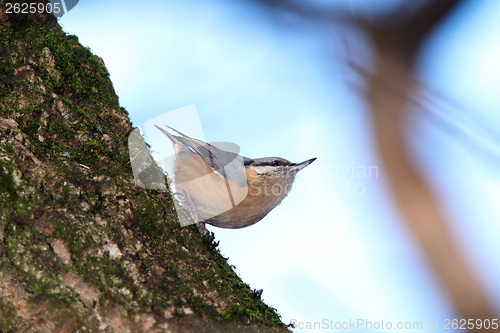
<box><xmin>196</xmin><ymin>222</ymin><xmax>208</xmax><ymax>235</ymax></box>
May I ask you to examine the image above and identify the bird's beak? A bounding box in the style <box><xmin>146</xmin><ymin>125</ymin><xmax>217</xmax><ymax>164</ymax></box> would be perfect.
<box><xmin>291</xmin><ymin>157</ymin><xmax>317</xmax><ymax>172</ymax></box>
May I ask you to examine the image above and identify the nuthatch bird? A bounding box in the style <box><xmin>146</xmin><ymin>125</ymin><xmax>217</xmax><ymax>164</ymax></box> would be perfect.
<box><xmin>155</xmin><ymin>125</ymin><xmax>316</xmax><ymax>232</ymax></box>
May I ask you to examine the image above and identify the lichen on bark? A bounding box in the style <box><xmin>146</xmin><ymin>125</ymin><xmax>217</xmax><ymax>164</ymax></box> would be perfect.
<box><xmin>0</xmin><ymin>1</ymin><xmax>289</xmax><ymax>332</ymax></box>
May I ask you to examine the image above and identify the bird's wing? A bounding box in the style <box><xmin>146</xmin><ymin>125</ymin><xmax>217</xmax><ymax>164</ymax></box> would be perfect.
<box><xmin>155</xmin><ymin>125</ymin><xmax>227</xmax><ymax>175</ymax></box>
<box><xmin>155</xmin><ymin>125</ymin><xmax>249</xmax><ymax>188</ymax></box>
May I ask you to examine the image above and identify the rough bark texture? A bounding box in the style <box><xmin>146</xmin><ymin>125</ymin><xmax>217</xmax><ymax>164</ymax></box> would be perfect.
<box><xmin>0</xmin><ymin>1</ymin><xmax>289</xmax><ymax>332</ymax></box>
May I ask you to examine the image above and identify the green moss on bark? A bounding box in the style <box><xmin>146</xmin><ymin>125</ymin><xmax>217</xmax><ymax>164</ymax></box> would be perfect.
<box><xmin>0</xmin><ymin>1</ymin><xmax>289</xmax><ymax>332</ymax></box>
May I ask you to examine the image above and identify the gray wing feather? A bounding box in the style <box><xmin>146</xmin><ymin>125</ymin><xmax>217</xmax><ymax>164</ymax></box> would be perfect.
<box><xmin>155</xmin><ymin>125</ymin><xmax>248</xmax><ymax>188</ymax></box>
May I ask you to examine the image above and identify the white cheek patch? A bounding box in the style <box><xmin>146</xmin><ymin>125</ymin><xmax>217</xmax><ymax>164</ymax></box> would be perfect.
<box><xmin>254</xmin><ymin>166</ymin><xmax>274</xmax><ymax>177</ymax></box>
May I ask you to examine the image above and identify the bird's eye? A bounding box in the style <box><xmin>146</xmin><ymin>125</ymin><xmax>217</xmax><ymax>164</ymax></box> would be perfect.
<box><xmin>271</xmin><ymin>160</ymin><xmax>279</xmax><ymax>166</ymax></box>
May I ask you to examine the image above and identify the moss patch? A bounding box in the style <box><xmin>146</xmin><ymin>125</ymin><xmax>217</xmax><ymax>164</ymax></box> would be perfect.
<box><xmin>0</xmin><ymin>1</ymin><xmax>289</xmax><ymax>332</ymax></box>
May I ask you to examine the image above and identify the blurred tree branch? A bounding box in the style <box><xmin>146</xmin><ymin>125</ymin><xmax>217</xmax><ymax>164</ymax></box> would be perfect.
<box><xmin>252</xmin><ymin>0</ymin><xmax>497</xmax><ymax>328</ymax></box>
<box><xmin>363</xmin><ymin>0</ymin><xmax>496</xmax><ymax>326</ymax></box>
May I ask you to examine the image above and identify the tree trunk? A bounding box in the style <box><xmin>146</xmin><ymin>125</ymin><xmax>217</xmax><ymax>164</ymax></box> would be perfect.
<box><xmin>0</xmin><ymin>2</ymin><xmax>288</xmax><ymax>332</ymax></box>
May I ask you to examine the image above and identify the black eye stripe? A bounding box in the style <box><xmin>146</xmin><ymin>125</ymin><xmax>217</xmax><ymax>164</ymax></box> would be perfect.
<box><xmin>251</xmin><ymin>158</ymin><xmax>292</xmax><ymax>167</ymax></box>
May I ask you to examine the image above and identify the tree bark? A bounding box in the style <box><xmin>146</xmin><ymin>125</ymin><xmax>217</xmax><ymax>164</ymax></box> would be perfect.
<box><xmin>0</xmin><ymin>1</ymin><xmax>288</xmax><ymax>332</ymax></box>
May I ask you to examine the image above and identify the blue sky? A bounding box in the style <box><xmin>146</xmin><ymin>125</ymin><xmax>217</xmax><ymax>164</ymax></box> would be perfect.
<box><xmin>59</xmin><ymin>0</ymin><xmax>500</xmax><ymax>331</ymax></box>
